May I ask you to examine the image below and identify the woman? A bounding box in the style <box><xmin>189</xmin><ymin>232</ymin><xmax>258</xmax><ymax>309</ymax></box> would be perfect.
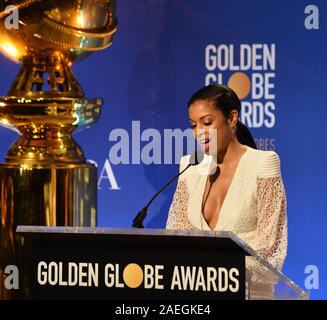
<box><xmin>166</xmin><ymin>84</ymin><xmax>287</xmax><ymax>274</ymax></box>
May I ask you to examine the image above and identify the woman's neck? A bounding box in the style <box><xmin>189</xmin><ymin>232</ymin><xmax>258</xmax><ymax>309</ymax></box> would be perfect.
<box><xmin>214</xmin><ymin>138</ymin><xmax>247</xmax><ymax>166</ymax></box>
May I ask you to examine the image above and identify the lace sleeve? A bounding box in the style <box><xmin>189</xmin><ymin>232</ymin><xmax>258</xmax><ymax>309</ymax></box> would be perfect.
<box><xmin>246</xmin><ymin>175</ymin><xmax>288</xmax><ymax>291</ymax></box>
<box><xmin>166</xmin><ymin>179</ymin><xmax>196</xmax><ymax>230</ymax></box>
<box><xmin>244</xmin><ymin>153</ymin><xmax>288</xmax><ymax>292</ymax></box>
<box><xmin>255</xmin><ymin>176</ymin><xmax>288</xmax><ymax>271</ymax></box>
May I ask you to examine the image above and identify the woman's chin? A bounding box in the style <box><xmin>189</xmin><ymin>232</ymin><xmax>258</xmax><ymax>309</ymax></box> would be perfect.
<box><xmin>199</xmin><ymin>141</ymin><xmax>217</xmax><ymax>155</ymax></box>
<box><xmin>202</xmin><ymin>145</ymin><xmax>213</xmax><ymax>155</ymax></box>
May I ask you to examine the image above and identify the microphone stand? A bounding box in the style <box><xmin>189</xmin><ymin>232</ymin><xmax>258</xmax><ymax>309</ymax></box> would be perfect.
<box><xmin>132</xmin><ymin>164</ymin><xmax>191</xmax><ymax>228</ymax></box>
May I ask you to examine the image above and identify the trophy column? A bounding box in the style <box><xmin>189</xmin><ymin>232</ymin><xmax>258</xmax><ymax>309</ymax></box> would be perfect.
<box><xmin>0</xmin><ymin>51</ymin><xmax>100</xmax><ymax>299</ymax></box>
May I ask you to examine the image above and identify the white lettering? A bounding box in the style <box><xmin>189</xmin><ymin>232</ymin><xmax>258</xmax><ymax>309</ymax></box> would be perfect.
<box><xmin>170</xmin><ymin>266</ymin><xmax>182</xmax><ymax>290</ymax></box>
<box><xmin>304</xmin><ymin>5</ymin><xmax>319</xmax><ymax>30</ymax></box>
<box><xmin>4</xmin><ymin>265</ymin><xmax>19</xmax><ymax>290</ymax></box>
<box><xmin>205</xmin><ymin>44</ymin><xmax>275</xmax><ymax>71</ymax></box>
<box><xmin>4</xmin><ymin>5</ymin><xmax>19</xmax><ymax>30</ymax></box>
<box><xmin>98</xmin><ymin>159</ymin><xmax>120</xmax><ymax>190</ymax></box>
<box><xmin>305</xmin><ymin>265</ymin><xmax>319</xmax><ymax>289</ymax></box>
<box><xmin>37</xmin><ymin>262</ymin><xmax>99</xmax><ymax>287</ymax></box>
<box><xmin>229</xmin><ymin>268</ymin><xmax>239</xmax><ymax>292</ymax></box>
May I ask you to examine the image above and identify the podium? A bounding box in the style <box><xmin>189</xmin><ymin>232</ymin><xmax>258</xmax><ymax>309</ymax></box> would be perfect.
<box><xmin>13</xmin><ymin>226</ymin><xmax>308</xmax><ymax>300</ymax></box>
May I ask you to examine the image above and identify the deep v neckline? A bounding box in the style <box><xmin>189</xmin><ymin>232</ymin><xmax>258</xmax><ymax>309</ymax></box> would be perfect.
<box><xmin>200</xmin><ymin>146</ymin><xmax>249</xmax><ymax>231</ymax></box>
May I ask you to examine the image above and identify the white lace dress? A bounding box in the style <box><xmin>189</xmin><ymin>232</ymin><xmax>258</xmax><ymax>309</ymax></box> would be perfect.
<box><xmin>166</xmin><ymin>146</ymin><xmax>288</xmax><ymax>273</ymax></box>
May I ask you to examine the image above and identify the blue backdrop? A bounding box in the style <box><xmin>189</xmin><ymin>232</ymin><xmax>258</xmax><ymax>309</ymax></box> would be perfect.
<box><xmin>0</xmin><ymin>0</ymin><xmax>326</xmax><ymax>299</ymax></box>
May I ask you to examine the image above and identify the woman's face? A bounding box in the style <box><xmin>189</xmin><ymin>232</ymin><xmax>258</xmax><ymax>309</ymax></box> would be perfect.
<box><xmin>188</xmin><ymin>100</ymin><xmax>234</xmax><ymax>155</ymax></box>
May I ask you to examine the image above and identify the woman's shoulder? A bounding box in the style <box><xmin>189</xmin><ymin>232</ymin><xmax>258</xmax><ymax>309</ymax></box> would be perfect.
<box><xmin>245</xmin><ymin>145</ymin><xmax>280</xmax><ymax>160</ymax></box>
<box><xmin>179</xmin><ymin>155</ymin><xmax>190</xmax><ymax>170</ymax></box>
<box><xmin>245</xmin><ymin>146</ymin><xmax>282</xmax><ymax>177</ymax></box>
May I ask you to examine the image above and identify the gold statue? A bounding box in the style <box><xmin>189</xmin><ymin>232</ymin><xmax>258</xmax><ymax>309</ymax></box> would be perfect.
<box><xmin>0</xmin><ymin>0</ymin><xmax>117</xmax><ymax>299</ymax></box>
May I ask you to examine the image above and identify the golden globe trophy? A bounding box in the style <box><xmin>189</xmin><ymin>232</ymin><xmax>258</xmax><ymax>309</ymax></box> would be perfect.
<box><xmin>0</xmin><ymin>0</ymin><xmax>117</xmax><ymax>299</ymax></box>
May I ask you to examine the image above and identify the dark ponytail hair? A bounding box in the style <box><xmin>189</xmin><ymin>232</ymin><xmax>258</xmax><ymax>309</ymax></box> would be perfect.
<box><xmin>187</xmin><ymin>84</ymin><xmax>257</xmax><ymax>149</ymax></box>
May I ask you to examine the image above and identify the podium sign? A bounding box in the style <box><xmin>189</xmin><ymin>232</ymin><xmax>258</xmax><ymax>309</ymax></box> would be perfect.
<box><xmin>17</xmin><ymin>227</ymin><xmax>248</xmax><ymax>300</ymax></box>
<box><xmin>15</xmin><ymin>226</ymin><xmax>309</xmax><ymax>300</ymax></box>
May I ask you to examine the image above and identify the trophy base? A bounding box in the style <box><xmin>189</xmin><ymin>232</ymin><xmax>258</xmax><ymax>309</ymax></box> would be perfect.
<box><xmin>0</xmin><ymin>163</ymin><xmax>97</xmax><ymax>299</ymax></box>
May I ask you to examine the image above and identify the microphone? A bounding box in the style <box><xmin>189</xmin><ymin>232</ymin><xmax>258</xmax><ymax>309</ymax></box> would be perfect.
<box><xmin>132</xmin><ymin>151</ymin><xmax>204</xmax><ymax>228</ymax></box>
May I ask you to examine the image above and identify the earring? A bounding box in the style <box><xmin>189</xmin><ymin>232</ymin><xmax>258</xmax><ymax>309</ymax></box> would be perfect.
<box><xmin>230</xmin><ymin>125</ymin><xmax>237</xmax><ymax>134</ymax></box>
